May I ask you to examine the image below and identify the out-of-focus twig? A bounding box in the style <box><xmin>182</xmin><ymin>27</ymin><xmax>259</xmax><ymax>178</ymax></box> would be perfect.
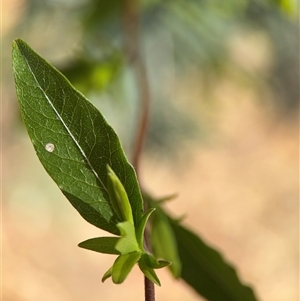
<box><xmin>122</xmin><ymin>0</ymin><xmax>150</xmax><ymax>179</ymax></box>
<box><xmin>122</xmin><ymin>1</ymin><xmax>154</xmax><ymax>301</ymax></box>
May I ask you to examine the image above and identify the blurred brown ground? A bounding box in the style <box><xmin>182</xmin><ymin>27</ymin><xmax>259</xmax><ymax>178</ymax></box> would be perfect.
<box><xmin>2</xmin><ymin>1</ymin><xmax>299</xmax><ymax>301</ymax></box>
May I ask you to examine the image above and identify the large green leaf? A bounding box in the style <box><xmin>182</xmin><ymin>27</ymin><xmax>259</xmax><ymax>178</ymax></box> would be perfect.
<box><xmin>12</xmin><ymin>39</ymin><xmax>143</xmax><ymax>234</ymax></box>
<box><xmin>170</xmin><ymin>220</ymin><xmax>259</xmax><ymax>301</ymax></box>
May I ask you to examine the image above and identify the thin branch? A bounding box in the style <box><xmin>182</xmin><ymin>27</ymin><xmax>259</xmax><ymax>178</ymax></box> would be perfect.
<box><xmin>122</xmin><ymin>0</ymin><xmax>150</xmax><ymax>178</ymax></box>
<box><xmin>145</xmin><ymin>276</ymin><xmax>156</xmax><ymax>301</ymax></box>
<box><xmin>122</xmin><ymin>1</ymin><xmax>154</xmax><ymax>301</ymax></box>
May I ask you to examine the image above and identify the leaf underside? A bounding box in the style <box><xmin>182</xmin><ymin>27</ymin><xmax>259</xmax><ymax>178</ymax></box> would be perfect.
<box><xmin>12</xmin><ymin>39</ymin><xmax>143</xmax><ymax>234</ymax></box>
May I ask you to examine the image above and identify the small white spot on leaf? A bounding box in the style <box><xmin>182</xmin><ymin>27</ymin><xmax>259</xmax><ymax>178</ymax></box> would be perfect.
<box><xmin>45</xmin><ymin>143</ymin><xmax>55</xmax><ymax>152</ymax></box>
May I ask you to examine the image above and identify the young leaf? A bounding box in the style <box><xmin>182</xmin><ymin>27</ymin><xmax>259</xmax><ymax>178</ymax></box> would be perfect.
<box><xmin>135</xmin><ymin>208</ymin><xmax>156</xmax><ymax>249</ymax></box>
<box><xmin>138</xmin><ymin>254</ymin><xmax>161</xmax><ymax>286</ymax></box>
<box><xmin>78</xmin><ymin>237</ymin><xmax>120</xmax><ymax>255</ymax></box>
<box><xmin>151</xmin><ymin>209</ymin><xmax>182</xmax><ymax>278</ymax></box>
<box><xmin>107</xmin><ymin>165</ymin><xmax>134</xmax><ymax>224</ymax></box>
<box><xmin>115</xmin><ymin>221</ymin><xmax>139</xmax><ymax>254</ymax></box>
<box><xmin>140</xmin><ymin>253</ymin><xmax>171</xmax><ymax>269</ymax></box>
<box><xmin>170</xmin><ymin>221</ymin><xmax>259</xmax><ymax>301</ymax></box>
<box><xmin>102</xmin><ymin>266</ymin><xmax>113</xmax><ymax>282</ymax></box>
<box><xmin>111</xmin><ymin>252</ymin><xmax>141</xmax><ymax>284</ymax></box>
<box><xmin>12</xmin><ymin>39</ymin><xmax>143</xmax><ymax>234</ymax></box>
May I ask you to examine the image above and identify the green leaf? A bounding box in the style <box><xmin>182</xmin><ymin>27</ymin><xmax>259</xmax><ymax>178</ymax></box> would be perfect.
<box><xmin>151</xmin><ymin>209</ymin><xmax>182</xmax><ymax>278</ymax></box>
<box><xmin>115</xmin><ymin>221</ymin><xmax>139</xmax><ymax>254</ymax></box>
<box><xmin>138</xmin><ymin>253</ymin><xmax>161</xmax><ymax>286</ymax></box>
<box><xmin>146</xmin><ymin>193</ymin><xmax>259</xmax><ymax>300</ymax></box>
<box><xmin>12</xmin><ymin>38</ymin><xmax>143</xmax><ymax>234</ymax></box>
<box><xmin>102</xmin><ymin>266</ymin><xmax>113</xmax><ymax>282</ymax></box>
<box><xmin>140</xmin><ymin>253</ymin><xmax>171</xmax><ymax>269</ymax></box>
<box><xmin>136</xmin><ymin>208</ymin><xmax>156</xmax><ymax>249</ymax></box>
<box><xmin>112</xmin><ymin>252</ymin><xmax>141</xmax><ymax>284</ymax></box>
<box><xmin>107</xmin><ymin>165</ymin><xmax>134</xmax><ymax>224</ymax></box>
<box><xmin>78</xmin><ymin>237</ymin><xmax>120</xmax><ymax>255</ymax></box>
<box><xmin>170</xmin><ymin>221</ymin><xmax>259</xmax><ymax>301</ymax></box>
<box><xmin>60</xmin><ymin>53</ymin><xmax>123</xmax><ymax>94</ymax></box>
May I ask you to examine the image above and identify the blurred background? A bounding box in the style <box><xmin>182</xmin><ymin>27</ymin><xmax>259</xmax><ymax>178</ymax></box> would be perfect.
<box><xmin>2</xmin><ymin>0</ymin><xmax>299</xmax><ymax>300</ymax></box>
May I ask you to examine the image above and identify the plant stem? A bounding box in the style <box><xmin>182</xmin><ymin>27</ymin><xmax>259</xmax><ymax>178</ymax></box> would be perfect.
<box><xmin>145</xmin><ymin>276</ymin><xmax>156</xmax><ymax>301</ymax></box>
<box><xmin>122</xmin><ymin>1</ymin><xmax>154</xmax><ymax>301</ymax></box>
<box><xmin>122</xmin><ymin>0</ymin><xmax>150</xmax><ymax>178</ymax></box>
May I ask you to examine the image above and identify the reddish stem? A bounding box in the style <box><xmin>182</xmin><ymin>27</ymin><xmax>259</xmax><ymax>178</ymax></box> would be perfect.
<box><xmin>122</xmin><ymin>1</ymin><xmax>154</xmax><ymax>301</ymax></box>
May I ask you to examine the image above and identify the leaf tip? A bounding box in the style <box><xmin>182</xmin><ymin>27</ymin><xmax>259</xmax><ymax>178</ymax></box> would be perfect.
<box><xmin>12</xmin><ymin>38</ymin><xmax>25</xmax><ymax>51</ymax></box>
<box><xmin>102</xmin><ymin>266</ymin><xmax>113</xmax><ymax>283</ymax></box>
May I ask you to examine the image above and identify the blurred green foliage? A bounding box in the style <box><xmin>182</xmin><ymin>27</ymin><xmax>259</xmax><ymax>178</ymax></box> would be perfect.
<box><xmin>5</xmin><ymin>0</ymin><xmax>298</xmax><ymax>155</ymax></box>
